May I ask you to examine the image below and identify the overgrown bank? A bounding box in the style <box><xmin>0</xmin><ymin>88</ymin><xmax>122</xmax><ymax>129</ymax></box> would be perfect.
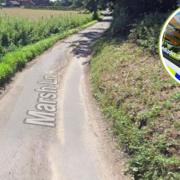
<box><xmin>90</xmin><ymin>2</ymin><xmax>180</xmax><ymax>178</ymax></box>
<box><xmin>90</xmin><ymin>33</ymin><xmax>180</xmax><ymax>179</ymax></box>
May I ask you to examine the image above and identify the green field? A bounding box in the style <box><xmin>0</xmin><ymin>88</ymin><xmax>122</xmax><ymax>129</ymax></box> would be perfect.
<box><xmin>0</xmin><ymin>8</ymin><xmax>80</xmax><ymax>20</ymax></box>
<box><xmin>0</xmin><ymin>8</ymin><xmax>94</xmax><ymax>86</ymax></box>
<box><xmin>0</xmin><ymin>8</ymin><xmax>92</xmax><ymax>57</ymax></box>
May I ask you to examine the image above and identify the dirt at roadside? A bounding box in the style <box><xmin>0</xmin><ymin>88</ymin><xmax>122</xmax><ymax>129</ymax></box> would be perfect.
<box><xmin>83</xmin><ymin>65</ymin><xmax>131</xmax><ymax>180</ymax></box>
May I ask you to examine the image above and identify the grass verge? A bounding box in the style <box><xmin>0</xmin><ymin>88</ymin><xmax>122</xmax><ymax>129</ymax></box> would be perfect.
<box><xmin>0</xmin><ymin>20</ymin><xmax>97</xmax><ymax>87</ymax></box>
<box><xmin>90</xmin><ymin>36</ymin><xmax>180</xmax><ymax>179</ymax></box>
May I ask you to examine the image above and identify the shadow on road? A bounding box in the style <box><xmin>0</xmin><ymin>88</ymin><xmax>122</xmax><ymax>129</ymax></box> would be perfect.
<box><xmin>70</xmin><ymin>29</ymin><xmax>104</xmax><ymax>59</ymax></box>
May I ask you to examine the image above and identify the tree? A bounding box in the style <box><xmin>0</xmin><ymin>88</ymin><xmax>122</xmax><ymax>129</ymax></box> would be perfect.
<box><xmin>83</xmin><ymin>0</ymin><xmax>99</xmax><ymax>19</ymax></box>
<box><xmin>109</xmin><ymin>0</ymin><xmax>178</xmax><ymax>34</ymax></box>
<box><xmin>71</xmin><ymin>0</ymin><xmax>83</xmax><ymax>7</ymax></box>
<box><xmin>0</xmin><ymin>0</ymin><xmax>5</xmax><ymax>4</ymax></box>
<box><xmin>99</xmin><ymin>0</ymin><xmax>109</xmax><ymax>10</ymax></box>
<box><xmin>61</xmin><ymin>0</ymin><xmax>71</xmax><ymax>6</ymax></box>
<box><xmin>110</xmin><ymin>0</ymin><xmax>178</xmax><ymax>16</ymax></box>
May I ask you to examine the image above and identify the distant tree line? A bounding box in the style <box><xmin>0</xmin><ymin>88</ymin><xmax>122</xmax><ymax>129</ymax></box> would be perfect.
<box><xmin>52</xmin><ymin>0</ymin><xmax>100</xmax><ymax>18</ymax></box>
<box><xmin>53</xmin><ymin>0</ymin><xmax>179</xmax><ymax>32</ymax></box>
<box><xmin>58</xmin><ymin>0</ymin><xmax>178</xmax><ymax>13</ymax></box>
<box><xmin>56</xmin><ymin>0</ymin><xmax>178</xmax><ymax>17</ymax></box>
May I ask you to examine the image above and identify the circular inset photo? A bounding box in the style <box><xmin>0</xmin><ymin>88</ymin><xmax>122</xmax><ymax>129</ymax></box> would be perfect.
<box><xmin>160</xmin><ymin>8</ymin><xmax>180</xmax><ymax>83</ymax></box>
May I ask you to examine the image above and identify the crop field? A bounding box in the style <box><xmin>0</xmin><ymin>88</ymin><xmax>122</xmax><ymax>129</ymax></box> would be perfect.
<box><xmin>0</xmin><ymin>8</ymin><xmax>93</xmax><ymax>86</ymax></box>
<box><xmin>0</xmin><ymin>8</ymin><xmax>92</xmax><ymax>57</ymax></box>
<box><xmin>0</xmin><ymin>8</ymin><xmax>79</xmax><ymax>20</ymax></box>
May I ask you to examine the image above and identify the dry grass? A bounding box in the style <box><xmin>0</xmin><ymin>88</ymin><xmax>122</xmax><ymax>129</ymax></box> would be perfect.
<box><xmin>91</xmin><ymin>37</ymin><xmax>180</xmax><ymax>179</ymax></box>
<box><xmin>0</xmin><ymin>8</ymin><xmax>79</xmax><ymax>20</ymax></box>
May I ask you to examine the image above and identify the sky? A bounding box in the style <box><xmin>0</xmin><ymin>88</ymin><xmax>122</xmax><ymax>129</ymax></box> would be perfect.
<box><xmin>174</xmin><ymin>11</ymin><xmax>180</xmax><ymax>23</ymax></box>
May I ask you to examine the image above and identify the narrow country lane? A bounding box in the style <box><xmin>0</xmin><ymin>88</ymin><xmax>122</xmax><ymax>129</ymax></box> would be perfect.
<box><xmin>0</xmin><ymin>18</ymin><xmax>128</xmax><ymax>180</ymax></box>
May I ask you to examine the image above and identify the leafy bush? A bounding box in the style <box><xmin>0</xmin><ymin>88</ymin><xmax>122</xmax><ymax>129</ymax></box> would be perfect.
<box><xmin>110</xmin><ymin>7</ymin><xmax>131</xmax><ymax>35</ymax></box>
<box><xmin>128</xmin><ymin>13</ymin><xmax>168</xmax><ymax>53</ymax></box>
<box><xmin>110</xmin><ymin>11</ymin><xmax>169</xmax><ymax>53</ymax></box>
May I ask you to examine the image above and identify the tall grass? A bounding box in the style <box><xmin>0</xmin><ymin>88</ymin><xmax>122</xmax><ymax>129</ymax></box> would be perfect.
<box><xmin>0</xmin><ymin>12</ymin><xmax>94</xmax><ymax>86</ymax></box>
<box><xmin>0</xmin><ymin>13</ymin><xmax>92</xmax><ymax>58</ymax></box>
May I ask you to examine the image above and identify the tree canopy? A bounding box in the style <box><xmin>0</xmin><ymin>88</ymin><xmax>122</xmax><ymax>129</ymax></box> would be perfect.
<box><xmin>55</xmin><ymin>0</ymin><xmax>179</xmax><ymax>31</ymax></box>
<box><xmin>60</xmin><ymin>0</ymin><xmax>178</xmax><ymax>16</ymax></box>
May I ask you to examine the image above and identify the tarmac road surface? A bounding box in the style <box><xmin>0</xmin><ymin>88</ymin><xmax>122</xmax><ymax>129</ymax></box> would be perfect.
<box><xmin>0</xmin><ymin>17</ymin><xmax>128</xmax><ymax>180</ymax></box>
